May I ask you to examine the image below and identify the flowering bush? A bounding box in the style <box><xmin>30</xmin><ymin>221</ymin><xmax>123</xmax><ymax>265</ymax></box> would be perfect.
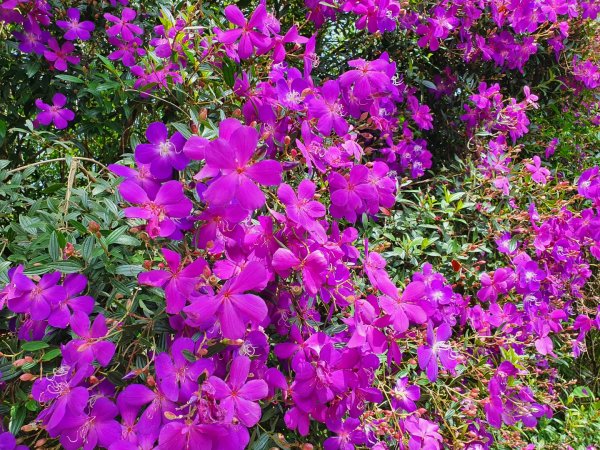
<box><xmin>0</xmin><ymin>0</ymin><xmax>600</xmax><ymax>449</ymax></box>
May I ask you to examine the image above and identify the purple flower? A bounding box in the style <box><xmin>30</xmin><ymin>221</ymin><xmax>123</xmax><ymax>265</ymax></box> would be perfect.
<box><xmin>277</xmin><ymin>180</ymin><xmax>325</xmax><ymax>229</ymax></box>
<box><xmin>404</xmin><ymin>417</ymin><xmax>443</xmax><ymax>449</ymax></box>
<box><xmin>32</xmin><ymin>356</ymin><xmax>93</xmax><ymax>434</ymax></box>
<box><xmin>323</xmin><ymin>418</ymin><xmax>366</xmax><ymax>450</ymax></box>
<box><xmin>117</xmin><ymin>383</ymin><xmax>177</xmax><ymax>440</ymax></box>
<box><xmin>516</xmin><ymin>260</ymin><xmax>546</xmax><ymax>293</ymax></box>
<box><xmin>118</xmin><ymin>180</ymin><xmax>192</xmax><ymax>238</ymax></box>
<box><xmin>70</xmin><ymin>312</ymin><xmax>115</xmax><ymax>366</ymax></box>
<box><xmin>13</xmin><ymin>18</ymin><xmax>49</xmax><ymax>55</ymax></box>
<box><xmin>56</xmin><ymin>8</ymin><xmax>95</xmax><ymax>41</ymax></box>
<box><xmin>417</xmin><ymin>322</ymin><xmax>458</xmax><ymax>381</ymax></box>
<box><xmin>48</xmin><ymin>274</ymin><xmax>94</xmax><ymax>328</ymax></box>
<box><xmin>135</xmin><ymin>122</ymin><xmax>188</xmax><ymax>178</ymax></box>
<box><xmin>107</xmin><ymin>36</ymin><xmax>146</xmax><ymax>66</ymax></box>
<box><xmin>578</xmin><ymin>166</ymin><xmax>600</xmax><ymax>200</ymax></box>
<box><xmin>329</xmin><ymin>165</ymin><xmax>378</xmax><ymax>222</ymax></box>
<box><xmin>379</xmin><ymin>281</ymin><xmax>428</xmax><ymax>333</ymax></box>
<box><xmin>60</xmin><ymin>398</ymin><xmax>121</xmax><ymax>450</ymax></box>
<box><xmin>525</xmin><ymin>156</ymin><xmax>550</xmax><ymax>184</ymax></box>
<box><xmin>308</xmin><ymin>80</ymin><xmax>348</xmax><ymax>136</ymax></box>
<box><xmin>155</xmin><ymin>337</ymin><xmax>213</xmax><ymax>402</ymax></box>
<box><xmin>216</xmin><ymin>4</ymin><xmax>271</xmax><ymax>59</ymax></box>
<box><xmin>184</xmin><ymin>262</ymin><xmax>268</xmax><ymax>339</ymax></box>
<box><xmin>477</xmin><ymin>268</ymin><xmax>514</xmax><ymax>302</ymax></box>
<box><xmin>202</xmin><ymin>121</ymin><xmax>282</xmax><ymax>210</ymax></box>
<box><xmin>391</xmin><ymin>377</ymin><xmax>420</xmax><ymax>412</ymax></box>
<box><xmin>272</xmin><ymin>248</ymin><xmax>328</xmax><ymax>296</ymax></box>
<box><xmin>35</xmin><ymin>93</ymin><xmax>75</xmax><ymax>130</ymax></box>
<box><xmin>104</xmin><ymin>8</ymin><xmax>143</xmax><ymax>41</ymax></box>
<box><xmin>43</xmin><ymin>39</ymin><xmax>80</xmax><ymax>71</ymax></box>
<box><xmin>138</xmin><ymin>248</ymin><xmax>207</xmax><ymax>314</ymax></box>
<box><xmin>209</xmin><ymin>355</ymin><xmax>268</xmax><ymax>426</ymax></box>
<box><xmin>0</xmin><ymin>432</ymin><xmax>28</xmax><ymax>450</ymax></box>
<box><xmin>8</xmin><ymin>270</ymin><xmax>66</xmax><ymax>320</ymax></box>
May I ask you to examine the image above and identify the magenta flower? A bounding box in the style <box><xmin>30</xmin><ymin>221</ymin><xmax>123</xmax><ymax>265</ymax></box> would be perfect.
<box><xmin>32</xmin><ymin>358</ymin><xmax>92</xmax><ymax>434</ymax></box>
<box><xmin>70</xmin><ymin>312</ymin><xmax>115</xmax><ymax>366</ymax></box>
<box><xmin>323</xmin><ymin>418</ymin><xmax>366</xmax><ymax>450</ymax></box>
<box><xmin>47</xmin><ymin>274</ymin><xmax>94</xmax><ymax>328</ymax></box>
<box><xmin>308</xmin><ymin>80</ymin><xmax>348</xmax><ymax>136</ymax></box>
<box><xmin>477</xmin><ymin>268</ymin><xmax>514</xmax><ymax>302</ymax></box>
<box><xmin>203</xmin><ymin>122</ymin><xmax>282</xmax><ymax>210</ymax></box>
<box><xmin>8</xmin><ymin>270</ymin><xmax>66</xmax><ymax>321</ymax></box>
<box><xmin>138</xmin><ymin>248</ymin><xmax>207</xmax><ymax>314</ymax></box>
<box><xmin>272</xmin><ymin>248</ymin><xmax>328</xmax><ymax>296</ymax></box>
<box><xmin>107</xmin><ymin>36</ymin><xmax>146</xmax><ymax>66</ymax></box>
<box><xmin>0</xmin><ymin>432</ymin><xmax>27</xmax><ymax>450</ymax></box>
<box><xmin>118</xmin><ymin>180</ymin><xmax>192</xmax><ymax>238</ymax></box>
<box><xmin>104</xmin><ymin>7</ymin><xmax>143</xmax><ymax>41</ymax></box>
<box><xmin>183</xmin><ymin>262</ymin><xmax>268</xmax><ymax>339</ymax></box>
<box><xmin>135</xmin><ymin>122</ymin><xmax>188</xmax><ymax>179</ymax></box>
<box><xmin>391</xmin><ymin>377</ymin><xmax>420</xmax><ymax>412</ymax></box>
<box><xmin>329</xmin><ymin>165</ymin><xmax>378</xmax><ymax>222</ymax></box>
<box><xmin>339</xmin><ymin>57</ymin><xmax>392</xmax><ymax>98</ymax></box>
<box><xmin>43</xmin><ymin>38</ymin><xmax>80</xmax><ymax>71</ymax></box>
<box><xmin>379</xmin><ymin>281</ymin><xmax>428</xmax><ymax>333</ymax></box>
<box><xmin>417</xmin><ymin>322</ymin><xmax>458</xmax><ymax>381</ymax></box>
<box><xmin>209</xmin><ymin>356</ymin><xmax>268</xmax><ymax>426</ymax></box>
<box><xmin>35</xmin><ymin>93</ymin><xmax>75</xmax><ymax>130</ymax></box>
<box><xmin>516</xmin><ymin>260</ymin><xmax>546</xmax><ymax>293</ymax></box>
<box><xmin>60</xmin><ymin>398</ymin><xmax>121</xmax><ymax>450</ymax></box>
<box><xmin>117</xmin><ymin>383</ymin><xmax>177</xmax><ymax>440</ymax></box>
<box><xmin>56</xmin><ymin>8</ymin><xmax>95</xmax><ymax>41</ymax></box>
<box><xmin>216</xmin><ymin>4</ymin><xmax>271</xmax><ymax>59</ymax></box>
<box><xmin>13</xmin><ymin>18</ymin><xmax>49</xmax><ymax>55</ymax></box>
<box><xmin>277</xmin><ymin>180</ymin><xmax>325</xmax><ymax>229</ymax></box>
<box><xmin>578</xmin><ymin>166</ymin><xmax>600</xmax><ymax>200</ymax></box>
<box><xmin>526</xmin><ymin>156</ymin><xmax>551</xmax><ymax>185</ymax></box>
<box><xmin>155</xmin><ymin>338</ymin><xmax>213</xmax><ymax>402</ymax></box>
<box><xmin>404</xmin><ymin>417</ymin><xmax>443</xmax><ymax>449</ymax></box>
<box><xmin>271</xmin><ymin>25</ymin><xmax>306</xmax><ymax>63</ymax></box>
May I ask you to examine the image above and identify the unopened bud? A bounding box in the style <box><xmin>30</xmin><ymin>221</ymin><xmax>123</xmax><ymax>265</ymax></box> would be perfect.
<box><xmin>35</xmin><ymin>439</ymin><xmax>47</xmax><ymax>447</ymax></box>
<box><xmin>88</xmin><ymin>221</ymin><xmax>101</xmax><ymax>233</ymax></box>
<box><xmin>147</xmin><ymin>374</ymin><xmax>156</xmax><ymax>387</ymax></box>
<box><xmin>199</xmin><ymin>108</ymin><xmax>208</xmax><ymax>121</ymax></box>
<box><xmin>284</xmin><ymin>136</ymin><xmax>291</xmax><ymax>146</ymax></box>
<box><xmin>19</xmin><ymin>373</ymin><xmax>35</xmax><ymax>382</ymax></box>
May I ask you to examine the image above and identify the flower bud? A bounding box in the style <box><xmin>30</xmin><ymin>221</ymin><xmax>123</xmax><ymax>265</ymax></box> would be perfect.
<box><xmin>19</xmin><ymin>373</ymin><xmax>35</xmax><ymax>382</ymax></box>
<box><xmin>88</xmin><ymin>221</ymin><xmax>101</xmax><ymax>233</ymax></box>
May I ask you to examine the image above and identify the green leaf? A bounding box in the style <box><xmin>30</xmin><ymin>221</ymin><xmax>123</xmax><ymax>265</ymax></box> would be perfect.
<box><xmin>47</xmin><ymin>260</ymin><xmax>83</xmax><ymax>273</ymax></box>
<box><xmin>41</xmin><ymin>348</ymin><xmax>62</xmax><ymax>361</ymax></box>
<box><xmin>49</xmin><ymin>231</ymin><xmax>61</xmax><ymax>261</ymax></box>
<box><xmin>105</xmin><ymin>226</ymin><xmax>128</xmax><ymax>246</ymax></box>
<box><xmin>182</xmin><ymin>350</ymin><xmax>197</xmax><ymax>363</ymax></box>
<box><xmin>21</xmin><ymin>341</ymin><xmax>49</xmax><ymax>351</ymax></box>
<box><xmin>115</xmin><ymin>265</ymin><xmax>143</xmax><ymax>276</ymax></box>
<box><xmin>55</xmin><ymin>74</ymin><xmax>84</xmax><ymax>84</ymax></box>
<box><xmin>9</xmin><ymin>404</ymin><xmax>26</xmax><ymax>435</ymax></box>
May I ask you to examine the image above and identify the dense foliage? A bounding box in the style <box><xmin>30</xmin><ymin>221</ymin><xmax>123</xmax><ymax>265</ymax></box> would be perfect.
<box><xmin>0</xmin><ymin>0</ymin><xmax>600</xmax><ymax>449</ymax></box>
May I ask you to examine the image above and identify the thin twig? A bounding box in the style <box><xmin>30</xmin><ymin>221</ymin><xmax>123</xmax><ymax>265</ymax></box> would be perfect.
<box><xmin>7</xmin><ymin>156</ymin><xmax>109</xmax><ymax>174</ymax></box>
<box><xmin>62</xmin><ymin>159</ymin><xmax>78</xmax><ymax>217</ymax></box>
